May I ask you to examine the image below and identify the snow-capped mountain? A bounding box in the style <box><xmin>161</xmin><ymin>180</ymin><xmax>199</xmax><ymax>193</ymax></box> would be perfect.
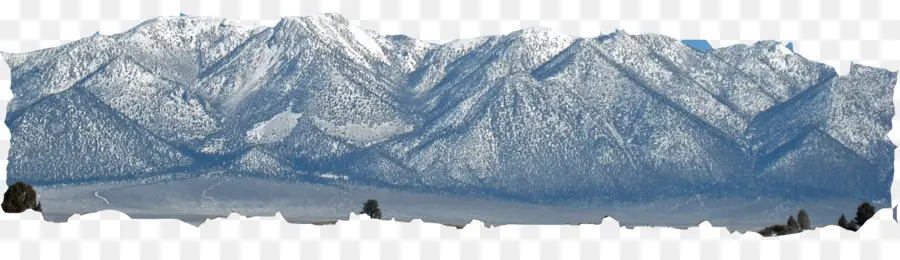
<box><xmin>2</xmin><ymin>14</ymin><xmax>894</xmax><ymax>204</ymax></box>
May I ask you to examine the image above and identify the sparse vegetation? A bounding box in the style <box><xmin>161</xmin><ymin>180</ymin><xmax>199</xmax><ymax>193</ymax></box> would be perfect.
<box><xmin>786</xmin><ymin>215</ymin><xmax>799</xmax><ymax>231</ymax></box>
<box><xmin>360</xmin><ymin>199</ymin><xmax>382</xmax><ymax>219</ymax></box>
<box><xmin>756</xmin><ymin>201</ymin><xmax>880</xmax><ymax>237</ymax></box>
<box><xmin>2</xmin><ymin>181</ymin><xmax>43</xmax><ymax>213</ymax></box>
<box><xmin>838</xmin><ymin>214</ymin><xmax>849</xmax><ymax>229</ymax></box>
<box><xmin>847</xmin><ymin>220</ymin><xmax>860</xmax><ymax>231</ymax></box>
<box><xmin>756</xmin><ymin>208</ymin><xmax>809</xmax><ymax>237</ymax></box>
<box><xmin>854</xmin><ymin>202</ymin><xmax>876</xmax><ymax>227</ymax></box>
<box><xmin>758</xmin><ymin>224</ymin><xmax>795</xmax><ymax>237</ymax></box>
<box><xmin>797</xmin><ymin>209</ymin><xmax>810</xmax><ymax>230</ymax></box>
<box><xmin>836</xmin><ymin>201</ymin><xmax>876</xmax><ymax>231</ymax></box>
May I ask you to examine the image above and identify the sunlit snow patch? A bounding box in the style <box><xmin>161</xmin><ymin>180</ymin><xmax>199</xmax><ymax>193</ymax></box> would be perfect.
<box><xmin>222</xmin><ymin>47</ymin><xmax>278</xmax><ymax>110</ymax></box>
<box><xmin>201</xmin><ymin>138</ymin><xmax>227</xmax><ymax>153</ymax></box>
<box><xmin>313</xmin><ymin>117</ymin><xmax>414</xmax><ymax>146</ymax></box>
<box><xmin>318</xmin><ymin>173</ymin><xmax>350</xmax><ymax>181</ymax></box>
<box><xmin>346</xmin><ymin>24</ymin><xmax>387</xmax><ymax>61</ymax></box>
<box><xmin>246</xmin><ymin>109</ymin><xmax>304</xmax><ymax>144</ymax></box>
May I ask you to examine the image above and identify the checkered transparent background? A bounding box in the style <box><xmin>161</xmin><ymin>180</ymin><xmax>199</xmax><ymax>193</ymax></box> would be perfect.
<box><xmin>0</xmin><ymin>0</ymin><xmax>899</xmax><ymax>259</ymax></box>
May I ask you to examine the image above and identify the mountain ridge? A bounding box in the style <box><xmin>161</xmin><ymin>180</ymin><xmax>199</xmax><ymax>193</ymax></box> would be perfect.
<box><xmin>2</xmin><ymin>13</ymin><xmax>895</xmax><ymax>205</ymax></box>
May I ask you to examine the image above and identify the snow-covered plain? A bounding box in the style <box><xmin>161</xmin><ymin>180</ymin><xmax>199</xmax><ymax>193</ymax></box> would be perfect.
<box><xmin>36</xmin><ymin>176</ymin><xmax>880</xmax><ymax>232</ymax></box>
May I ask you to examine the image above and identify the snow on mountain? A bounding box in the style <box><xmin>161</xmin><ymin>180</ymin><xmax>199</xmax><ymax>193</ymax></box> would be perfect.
<box><xmin>246</xmin><ymin>107</ymin><xmax>303</xmax><ymax>145</ymax></box>
<box><xmin>5</xmin><ymin>88</ymin><xmax>194</xmax><ymax>184</ymax></box>
<box><xmin>444</xmin><ymin>37</ymin><xmax>490</xmax><ymax>52</ymax></box>
<box><xmin>346</xmin><ymin>23</ymin><xmax>388</xmax><ymax>61</ymax></box>
<box><xmin>823</xmin><ymin>64</ymin><xmax>895</xmax><ymax>171</ymax></box>
<box><xmin>77</xmin><ymin>56</ymin><xmax>220</xmax><ymax>143</ymax></box>
<box><xmin>2</xmin><ymin>36</ymin><xmax>124</xmax><ymax>114</ymax></box>
<box><xmin>113</xmin><ymin>16</ymin><xmax>264</xmax><ymax>86</ymax></box>
<box><xmin>376</xmin><ymin>34</ymin><xmax>433</xmax><ymax>73</ymax></box>
<box><xmin>312</xmin><ymin>117</ymin><xmax>413</xmax><ymax>146</ymax></box>
<box><xmin>2</xmin><ymin>14</ymin><xmax>894</xmax><ymax>205</ymax></box>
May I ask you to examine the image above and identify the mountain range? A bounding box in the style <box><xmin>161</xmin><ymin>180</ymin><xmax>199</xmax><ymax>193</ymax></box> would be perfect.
<box><xmin>2</xmin><ymin>14</ymin><xmax>895</xmax><ymax>205</ymax></box>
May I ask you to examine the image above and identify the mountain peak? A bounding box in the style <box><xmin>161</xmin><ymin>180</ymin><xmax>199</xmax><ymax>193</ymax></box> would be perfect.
<box><xmin>721</xmin><ymin>40</ymin><xmax>794</xmax><ymax>57</ymax></box>
<box><xmin>513</xmin><ymin>26</ymin><xmax>555</xmax><ymax>33</ymax></box>
<box><xmin>505</xmin><ymin>27</ymin><xmax>576</xmax><ymax>42</ymax></box>
<box><xmin>114</xmin><ymin>15</ymin><xmax>260</xmax><ymax>48</ymax></box>
<box><xmin>127</xmin><ymin>15</ymin><xmax>231</xmax><ymax>31</ymax></box>
<box><xmin>597</xmin><ymin>29</ymin><xmax>630</xmax><ymax>43</ymax></box>
<box><xmin>0</xmin><ymin>51</ymin><xmax>22</xmax><ymax>68</ymax></box>
<box><xmin>270</xmin><ymin>13</ymin><xmax>388</xmax><ymax>64</ymax></box>
<box><xmin>442</xmin><ymin>36</ymin><xmax>491</xmax><ymax>52</ymax></box>
<box><xmin>279</xmin><ymin>13</ymin><xmax>350</xmax><ymax>28</ymax></box>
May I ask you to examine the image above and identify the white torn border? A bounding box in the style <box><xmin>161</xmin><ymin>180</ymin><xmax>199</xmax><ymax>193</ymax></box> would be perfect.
<box><xmin>0</xmin><ymin>208</ymin><xmax>897</xmax><ymax>259</ymax></box>
<box><xmin>0</xmin><ymin>11</ymin><xmax>899</xmax><ymax>260</ymax></box>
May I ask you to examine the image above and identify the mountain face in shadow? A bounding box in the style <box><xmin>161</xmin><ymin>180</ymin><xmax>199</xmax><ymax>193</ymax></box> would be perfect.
<box><xmin>2</xmin><ymin>14</ymin><xmax>894</xmax><ymax>204</ymax></box>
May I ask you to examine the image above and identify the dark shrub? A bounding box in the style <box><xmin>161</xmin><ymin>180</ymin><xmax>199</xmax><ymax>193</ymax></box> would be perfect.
<box><xmin>758</xmin><ymin>224</ymin><xmax>794</xmax><ymax>237</ymax></box>
<box><xmin>786</xmin><ymin>216</ymin><xmax>799</xmax><ymax>231</ymax></box>
<box><xmin>797</xmin><ymin>209</ymin><xmax>810</xmax><ymax>230</ymax></box>
<box><xmin>2</xmin><ymin>181</ymin><xmax>43</xmax><ymax>213</ymax></box>
<box><xmin>838</xmin><ymin>214</ymin><xmax>849</xmax><ymax>230</ymax></box>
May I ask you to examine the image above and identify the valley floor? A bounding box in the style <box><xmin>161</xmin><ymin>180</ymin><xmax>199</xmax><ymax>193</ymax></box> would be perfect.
<box><xmin>34</xmin><ymin>176</ymin><xmax>878</xmax><ymax>232</ymax></box>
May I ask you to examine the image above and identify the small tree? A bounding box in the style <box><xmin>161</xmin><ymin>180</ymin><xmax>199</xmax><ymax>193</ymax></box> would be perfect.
<box><xmin>838</xmin><ymin>214</ymin><xmax>849</xmax><ymax>230</ymax></box>
<box><xmin>854</xmin><ymin>202</ymin><xmax>876</xmax><ymax>228</ymax></box>
<box><xmin>797</xmin><ymin>209</ymin><xmax>810</xmax><ymax>230</ymax></box>
<box><xmin>360</xmin><ymin>199</ymin><xmax>382</xmax><ymax>219</ymax></box>
<box><xmin>2</xmin><ymin>181</ymin><xmax>43</xmax><ymax>213</ymax></box>
<box><xmin>786</xmin><ymin>216</ymin><xmax>799</xmax><ymax>232</ymax></box>
<box><xmin>847</xmin><ymin>220</ymin><xmax>860</xmax><ymax>232</ymax></box>
<box><xmin>758</xmin><ymin>224</ymin><xmax>793</xmax><ymax>237</ymax></box>
<box><xmin>757</xmin><ymin>225</ymin><xmax>777</xmax><ymax>237</ymax></box>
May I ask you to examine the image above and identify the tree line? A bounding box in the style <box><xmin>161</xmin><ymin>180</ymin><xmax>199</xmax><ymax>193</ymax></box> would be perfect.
<box><xmin>757</xmin><ymin>202</ymin><xmax>877</xmax><ymax>236</ymax></box>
